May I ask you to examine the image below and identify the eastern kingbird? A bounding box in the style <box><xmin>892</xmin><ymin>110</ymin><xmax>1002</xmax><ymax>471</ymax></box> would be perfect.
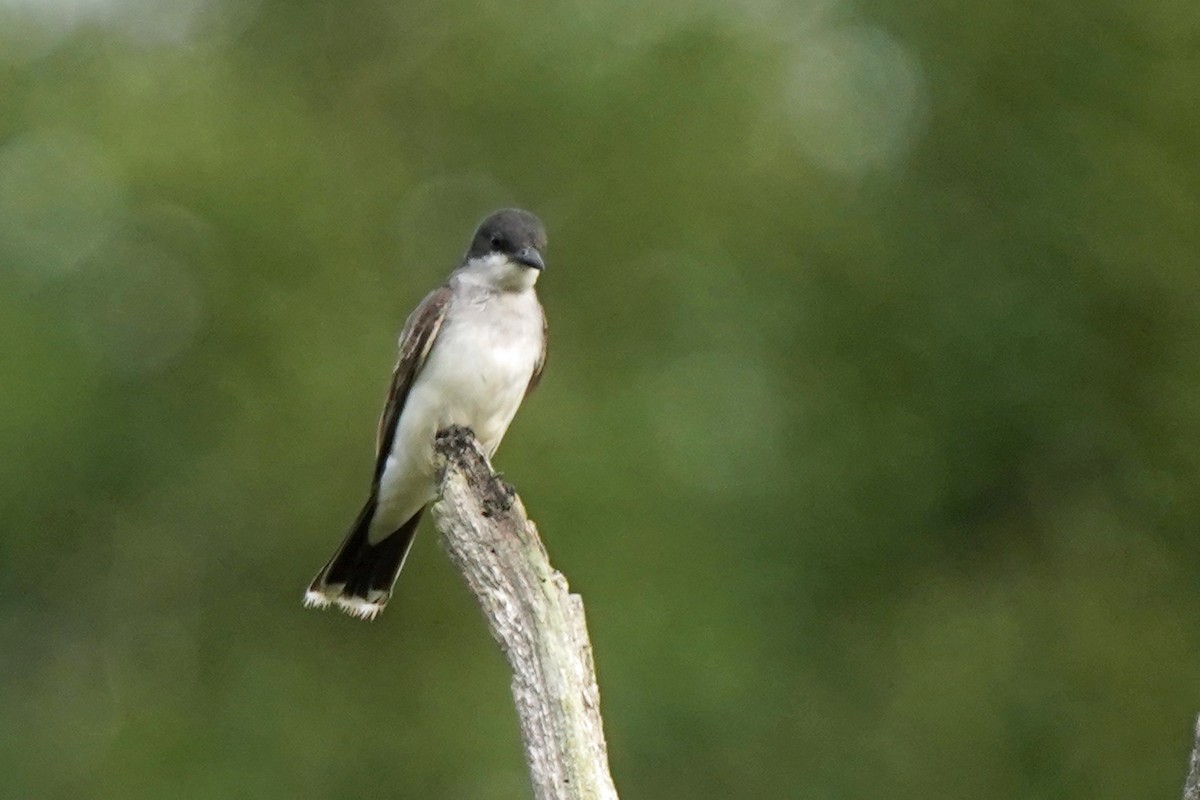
<box><xmin>304</xmin><ymin>208</ymin><xmax>548</xmax><ymax>620</ymax></box>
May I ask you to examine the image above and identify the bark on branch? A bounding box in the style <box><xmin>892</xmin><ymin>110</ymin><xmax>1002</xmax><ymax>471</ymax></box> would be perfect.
<box><xmin>1184</xmin><ymin>713</ymin><xmax>1200</xmax><ymax>800</ymax></box>
<box><xmin>431</xmin><ymin>425</ymin><xmax>619</xmax><ymax>800</ymax></box>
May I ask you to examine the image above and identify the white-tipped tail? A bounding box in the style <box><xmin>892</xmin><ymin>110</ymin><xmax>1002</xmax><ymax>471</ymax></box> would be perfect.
<box><xmin>303</xmin><ymin>589</ymin><xmax>332</xmax><ymax>610</ymax></box>
<box><xmin>334</xmin><ymin>595</ymin><xmax>386</xmax><ymax>621</ymax></box>
<box><xmin>304</xmin><ymin>500</ymin><xmax>423</xmax><ymax>621</ymax></box>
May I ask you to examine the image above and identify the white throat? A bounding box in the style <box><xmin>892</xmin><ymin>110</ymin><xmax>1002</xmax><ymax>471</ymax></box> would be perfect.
<box><xmin>456</xmin><ymin>253</ymin><xmax>540</xmax><ymax>293</ymax></box>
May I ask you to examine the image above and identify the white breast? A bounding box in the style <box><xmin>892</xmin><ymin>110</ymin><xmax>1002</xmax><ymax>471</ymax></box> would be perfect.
<box><xmin>371</xmin><ymin>288</ymin><xmax>543</xmax><ymax>536</ymax></box>
<box><xmin>419</xmin><ymin>291</ymin><xmax>542</xmax><ymax>447</ymax></box>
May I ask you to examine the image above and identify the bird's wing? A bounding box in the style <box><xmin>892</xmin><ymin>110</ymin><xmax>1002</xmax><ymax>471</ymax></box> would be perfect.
<box><xmin>372</xmin><ymin>285</ymin><xmax>453</xmax><ymax>483</ymax></box>
<box><xmin>524</xmin><ymin>303</ymin><xmax>548</xmax><ymax>397</ymax></box>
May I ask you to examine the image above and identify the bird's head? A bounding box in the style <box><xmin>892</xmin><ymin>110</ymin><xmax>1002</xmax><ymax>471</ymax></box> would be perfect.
<box><xmin>462</xmin><ymin>208</ymin><xmax>547</xmax><ymax>291</ymax></box>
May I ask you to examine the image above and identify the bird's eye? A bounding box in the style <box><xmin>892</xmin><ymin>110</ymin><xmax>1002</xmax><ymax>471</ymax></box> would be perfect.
<box><xmin>490</xmin><ymin>234</ymin><xmax>508</xmax><ymax>251</ymax></box>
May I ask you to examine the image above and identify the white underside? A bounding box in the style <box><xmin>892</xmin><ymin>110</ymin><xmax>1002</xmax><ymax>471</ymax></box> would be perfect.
<box><xmin>370</xmin><ymin>285</ymin><xmax>543</xmax><ymax>539</ymax></box>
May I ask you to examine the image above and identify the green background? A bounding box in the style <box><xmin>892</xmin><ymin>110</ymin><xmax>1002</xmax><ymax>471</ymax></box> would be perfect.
<box><xmin>2</xmin><ymin>0</ymin><xmax>1198</xmax><ymax>797</ymax></box>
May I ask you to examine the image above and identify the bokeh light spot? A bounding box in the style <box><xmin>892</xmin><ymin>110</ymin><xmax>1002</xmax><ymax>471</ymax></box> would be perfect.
<box><xmin>782</xmin><ymin>26</ymin><xmax>928</xmax><ymax>174</ymax></box>
<box><xmin>0</xmin><ymin>0</ymin><xmax>258</xmax><ymax>50</ymax></box>
<box><xmin>73</xmin><ymin>242</ymin><xmax>205</xmax><ymax>376</ymax></box>
<box><xmin>0</xmin><ymin>130</ymin><xmax>127</xmax><ymax>280</ymax></box>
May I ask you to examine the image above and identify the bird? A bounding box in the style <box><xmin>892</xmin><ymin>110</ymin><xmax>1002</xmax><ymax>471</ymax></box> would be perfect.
<box><xmin>304</xmin><ymin>208</ymin><xmax>548</xmax><ymax>620</ymax></box>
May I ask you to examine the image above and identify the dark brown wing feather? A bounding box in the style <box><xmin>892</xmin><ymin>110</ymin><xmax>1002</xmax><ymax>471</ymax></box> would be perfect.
<box><xmin>524</xmin><ymin>303</ymin><xmax>548</xmax><ymax>397</ymax></box>
<box><xmin>372</xmin><ymin>285</ymin><xmax>453</xmax><ymax>484</ymax></box>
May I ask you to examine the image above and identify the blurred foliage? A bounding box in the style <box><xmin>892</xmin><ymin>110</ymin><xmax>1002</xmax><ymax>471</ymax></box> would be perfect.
<box><xmin>1</xmin><ymin>0</ymin><xmax>1199</xmax><ymax>798</ymax></box>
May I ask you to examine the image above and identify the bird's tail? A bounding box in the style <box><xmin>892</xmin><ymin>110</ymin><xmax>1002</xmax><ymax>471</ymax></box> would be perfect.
<box><xmin>303</xmin><ymin>496</ymin><xmax>424</xmax><ymax>621</ymax></box>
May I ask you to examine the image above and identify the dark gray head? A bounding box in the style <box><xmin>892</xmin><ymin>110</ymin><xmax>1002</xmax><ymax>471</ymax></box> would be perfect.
<box><xmin>465</xmin><ymin>208</ymin><xmax>547</xmax><ymax>272</ymax></box>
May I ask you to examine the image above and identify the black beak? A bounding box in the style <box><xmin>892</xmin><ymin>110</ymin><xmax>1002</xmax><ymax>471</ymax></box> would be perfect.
<box><xmin>513</xmin><ymin>246</ymin><xmax>545</xmax><ymax>271</ymax></box>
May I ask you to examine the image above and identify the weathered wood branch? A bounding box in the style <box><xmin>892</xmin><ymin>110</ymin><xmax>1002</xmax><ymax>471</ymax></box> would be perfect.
<box><xmin>1184</xmin><ymin>713</ymin><xmax>1200</xmax><ymax>800</ymax></box>
<box><xmin>431</xmin><ymin>425</ymin><xmax>618</xmax><ymax>800</ymax></box>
